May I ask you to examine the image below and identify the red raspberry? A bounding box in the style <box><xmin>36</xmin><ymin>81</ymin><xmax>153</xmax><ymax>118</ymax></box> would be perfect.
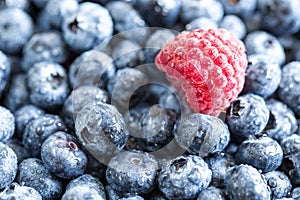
<box><xmin>155</xmin><ymin>29</ymin><xmax>248</xmax><ymax>116</ymax></box>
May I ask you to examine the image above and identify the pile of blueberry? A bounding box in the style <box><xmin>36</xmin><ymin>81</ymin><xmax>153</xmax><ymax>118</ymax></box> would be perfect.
<box><xmin>1</xmin><ymin>0</ymin><xmax>300</xmax><ymax>199</ymax></box>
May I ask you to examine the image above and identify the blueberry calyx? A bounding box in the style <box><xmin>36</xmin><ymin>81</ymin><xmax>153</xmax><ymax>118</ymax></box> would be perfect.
<box><xmin>172</xmin><ymin>158</ymin><xmax>187</xmax><ymax>170</ymax></box>
<box><xmin>69</xmin><ymin>18</ymin><xmax>79</xmax><ymax>33</ymax></box>
<box><xmin>230</xmin><ymin>100</ymin><xmax>244</xmax><ymax>116</ymax></box>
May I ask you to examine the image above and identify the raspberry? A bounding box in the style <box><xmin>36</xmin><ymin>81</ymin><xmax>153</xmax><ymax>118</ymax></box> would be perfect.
<box><xmin>155</xmin><ymin>29</ymin><xmax>248</xmax><ymax>116</ymax></box>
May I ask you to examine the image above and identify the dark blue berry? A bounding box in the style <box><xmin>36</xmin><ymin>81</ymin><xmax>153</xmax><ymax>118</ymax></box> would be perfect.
<box><xmin>106</xmin><ymin>149</ymin><xmax>158</xmax><ymax>195</ymax></box>
<box><xmin>0</xmin><ymin>142</ymin><xmax>17</xmax><ymax>189</ymax></box>
<box><xmin>197</xmin><ymin>186</ymin><xmax>227</xmax><ymax>200</ymax></box>
<box><xmin>158</xmin><ymin>155</ymin><xmax>212</xmax><ymax>199</ymax></box>
<box><xmin>277</xmin><ymin>61</ymin><xmax>300</xmax><ymax>117</ymax></box>
<box><xmin>14</xmin><ymin>104</ymin><xmax>45</xmax><ymax>139</ymax></box>
<box><xmin>226</xmin><ymin>93</ymin><xmax>270</xmax><ymax>141</ymax></box>
<box><xmin>0</xmin><ymin>50</ymin><xmax>10</xmax><ymax>98</ymax></box>
<box><xmin>7</xmin><ymin>138</ymin><xmax>30</xmax><ymax>163</ymax></box>
<box><xmin>0</xmin><ymin>106</ymin><xmax>15</xmax><ymax>143</ymax></box>
<box><xmin>0</xmin><ymin>7</ymin><xmax>33</xmax><ymax>54</ymax></box>
<box><xmin>62</xmin><ymin>2</ymin><xmax>113</xmax><ymax>52</ymax></box>
<box><xmin>105</xmin><ymin>184</ymin><xmax>122</xmax><ymax>200</ymax></box>
<box><xmin>264</xmin><ymin>171</ymin><xmax>292</xmax><ymax>199</ymax></box>
<box><xmin>21</xmin><ymin>31</ymin><xmax>68</xmax><ymax>72</ymax></box>
<box><xmin>242</xmin><ymin>54</ymin><xmax>282</xmax><ymax>99</ymax></box>
<box><xmin>219</xmin><ymin>15</ymin><xmax>246</xmax><ymax>39</ymax></box>
<box><xmin>244</xmin><ymin>31</ymin><xmax>285</xmax><ymax>65</ymax></box>
<box><xmin>263</xmin><ymin>99</ymin><xmax>297</xmax><ymax>142</ymax></box>
<box><xmin>17</xmin><ymin>158</ymin><xmax>63</xmax><ymax>200</ymax></box>
<box><xmin>219</xmin><ymin>0</ymin><xmax>257</xmax><ymax>19</ymax></box>
<box><xmin>235</xmin><ymin>135</ymin><xmax>283</xmax><ymax>173</ymax></box>
<box><xmin>174</xmin><ymin>113</ymin><xmax>230</xmax><ymax>157</ymax></box>
<box><xmin>62</xmin><ymin>174</ymin><xmax>106</xmax><ymax>200</ymax></box>
<box><xmin>0</xmin><ymin>182</ymin><xmax>42</xmax><ymax>200</ymax></box>
<box><xmin>75</xmin><ymin>102</ymin><xmax>129</xmax><ymax>164</ymax></box>
<box><xmin>185</xmin><ymin>17</ymin><xmax>218</xmax><ymax>31</ymax></box>
<box><xmin>291</xmin><ymin>187</ymin><xmax>300</xmax><ymax>199</ymax></box>
<box><xmin>280</xmin><ymin>152</ymin><xmax>300</xmax><ymax>186</ymax></box>
<box><xmin>26</xmin><ymin>61</ymin><xmax>69</xmax><ymax>111</ymax></box>
<box><xmin>280</xmin><ymin>134</ymin><xmax>300</xmax><ymax>156</ymax></box>
<box><xmin>134</xmin><ymin>0</ymin><xmax>181</xmax><ymax>27</ymax></box>
<box><xmin>22</xmin><ymin>114</ymin><xmax>68</xmax><ymax>157</ymax></box>
<box><xmin>225</xmin><ymin>164</ymin><xmax>271</xmax><ymax>200</ymax></box>
<box><xmin>204</xmin><ymin>153</ymin><xmax>236</xmax><ymax>188</ymax></box>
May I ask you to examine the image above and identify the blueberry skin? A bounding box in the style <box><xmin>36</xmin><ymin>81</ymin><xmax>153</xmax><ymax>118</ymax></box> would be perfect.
<box><xmin>0</xmin><ymin>182</ymin><xmax>42</xmax><ymax>200</ymax></box>
<box><xmin>105</xmin><ymin>184</ymin><xmax>122</xmax><ymax>200</ymax></box>
<box><xmin>62</xmin><ymin>86</ymin><xmax>110</xmax><ymax>130</ymax></box>
<box><xmin>22</xmin><ymin>31</ymin><xmax>68</xmax><ymax>72</ymax></box>
<box><xmin>62</xmin><ymin>174</ymin><xmax>106</xmax><ymax>200</ymax></box>
<box><xmin>17</xmin><ymin>158</ymin><xmax>63</xmax><ymax>200</ymax></box>
<box><xmin>235</xmin><ymin>135</ymin><xmax>283</xmax><ymax>173</ymax></box>
<box><xmin>242</xmin><ymin>54</ymin><xmax>282</xmax><ymax>99</ymax></box>
<box><xmin>224</xmin><ymin>164</ymin><xmax>271</xmax><ymax>200</ymax></box>
<box><xmin>75</xmin><ymin>102</ymin><xmax>129</xmax><ymax>163</ymax></box>
<box><xmin>219</xmin><ymin>0</ymin><xmax>257</xmax><ymax>19</ymax></box>
<box><xmin>120</xmin><ymin>195</ymin><xmax>144</xmax><ymax>200</ymax></box>
<box><xmin>0</xmin><ymin>50</ymin><xmax>10</xmax><ymax>98</ymax></box>
<box><xmin>263</xmin><ymin>99</ymin><xmax>297</xmax><ymax>142</ymax></box>
<box><xmin>4</xmin><ymin>73</ymin><xmax>30</xmax><ymax>112</ymax></box>
<box><xmin>174</xmin><ymin>113</ymin><xmax>230</xmax><ymax>157</ymax></box>
<box><xmin>158</xmin><ymin>155</ymin><xmax>212</xmax><ymax>199</ymax></box>
<box><xmin>0</xmin><ymin>8</ymin><xmax>33</xmax><ymax>54</ymax></box>
<box><xmin>226</xmin><ymin>93</ymin><xmax>270</xmax><ymax>141</ymax></box>
<box><xmin>185</xmin><ymin>17</ymin><xmax>218</xmax><ymax>31</ymax></box>
<box><xmin>197</xmin><ymin>186</ymin><xmax>227</xmax><ymax>200</ymax></box>
<box><xmin>257</xmin><ymin>0</ymin><xmax>300</xmax><ymax>36</ymax></box>
<box><xmin>291</xmin><ymin>187</ymin><xmax>300</xmax><ymax>199</ymax></box>
<box><xmin>280</xmin><ymin>134</ymin><xmax>300</xmax><ymax>156</ymax></box>
<box><xmin>0</xmin><ymin>0</ymin><xmax>29</xmax><ymax>10</ymax></box>
<box><xmin>7</xmin><ymin>138</ymin><xmax>30</xmax><ymax>163</ymax></box>
<box><xmin>180</xmin><ymin>0</ymin><xmax>224</xmax><ymax>24</ymax></box>
<box><xmin>68</xmin><ymin>50</ymin><xmax>116</xmax><ymax>89</ymax></box>
<box><xmin>280</xmin><ymin>152</ymin><xmax>300</xmax><ymax>186</ymax></box>
<box><xmin>244</xmin><ymin>31</ymin><xmax>285</xmax><ymax>65</ymax></box>
<box><xmin>205</xmin><ymin>153</ymin><xmax>236</xmax><ymax>188</ymax></box>
<box><xmin>277</xmin><ymin>61</ymin><xmax>300</xmax><ymax>117</ymax></box>
<box><xmin>134</xmin><ymin>0</ymin><xmax>181</xmax><ymax>27</ymax></box>
<box><xmin>0</xmin><ymin>142</ymin><xmax>18</xmax><ymax>189</ymax></box>
<box><xmin>22</xmin><ymin>114</ymin><xmax>68</xmax><ymax>157</ymax></box>
<box><xmin>263</xmin><ymin>171</ymin><xmax>292</xmax><ymax>199</ymax></box>
<box><xmin>27</xmin><ymin>61</ymin><xmax>69</xmax><ymax>111</ymax></box>
<box><xmin>37</xmin><ymin>0</ymin><xmax>79</xmax><ymax>31</ymax></box>
<box><xmin>14</xmin><ymin>104</ymin><xmax>45</xmax><ymax>139</ymax></box>
<box><xmin>0</xmin><ymin>106</ymin><xmax>15</xmax><ymax>143</ymax></box>
<box><xmin>62</xmin><ymin>2</ymin><xmax>113</xmax><ymax>52</ymax></box>
<box><xmin>106</xmin><ymin>150</ymin><xmax>158</xmax><ymax>195</ymax></box>
<box><xmin>41</xmin><ymin>131</ymin><xmax>88</xmax><ymax>179</ymax></box>
<box><xmin>219</xmin><ymin>15</ymin><xmax>246</xmax><ymax>40</ymax></box>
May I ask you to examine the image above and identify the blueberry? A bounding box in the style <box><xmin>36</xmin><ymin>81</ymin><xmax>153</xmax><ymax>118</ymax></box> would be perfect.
<box><xmin>105</xmin><ymin>184</ymin><xmax>122</xmax><ymax>200</ymax></box>
<box><xmin>62</xmin><ymin>2</ymin><xmax>113</xmax><ymax>52</ymax></box>
<box><xmin>14</xmin><ymin>104</ymin><xmax>45</xmax><ymax>139</ymax></box>
<box><xmin>134</xmin><ymin>0</ymin><xmax>181</xmax><ymax>27</ymax></box>
<box><xmin>180</xmin><ymin>0</ymin><xmax>224</xmax><ymax>24</ymax></box>
<box><xmin>0</xmin><ymin>182</ymin><xmax>42</xmax><ymax>200</ymax></box>
<box><xmin>4</xmin><ymin>73</ymin><xmax>30</xmax><ymax>112</ymax></box>
<box><xmin>7</xmin><ymin>138</ymin><xmax>30</xmax><ymax>163</ymax></box>
<box><xmin>0</xmin><ymin>0</ymin><xmax>29</xmax><ymax>10</ymax></box>
<box><xmin>185</xmin><ymin>17</ymin><xmax>218</xmax><ymax>31</ymax></box>
<box><xmin>22</xmin><ymin>31</ymin><xmax>68</xmax><ymax>72</ymax></box>
<box><xmin>111</xmin><ymin>39</ymin><xmax>144</xmax><ymax>69</ymax></box>
<box><xmin>62</xmin><ymin>86</ymin><xmax>110</xmax><ymax>130</ymax></box>
<box><xmin>277</xmin><ymin>61</ymin><xmax>300</xmax><ymax>116</ymax></box>
<box><xmin>106</xmin><ymin>149</ymin><xmax>158</xmax><ymax>195</ymax></box>
<box><xmin>17</xmin><ymin>158</ymin><xmax>63</xmax><ymax>200</ymax></box>
<box><xmin>0</xmin><ymin>7</ymin><xmax>33</xmax><ymax>54</ymax></box>
<box><xmin>75</xmin><ymin>102</ymin><xmax>129</xmax><ymax>163</ymax></box>
<box><xmin>158</xmin><ymin>155</ymin><xmax>212</xmax><ymax>199</ymax></box>
<box><xmin>291</xmin><ymin>187</ymin><xmax>300</xmax><ymax>199</ymax></box>
<box><xmin>280</xmin><ymin>152</ymin><xmax>300</xmax><ymax>186</ymax></box>
<box><xmin>263</xmin><ymin>99</ymin><xmax>297</xmax><ymax>142</ymax></box>
<box><xmin>219</xmin><ymin>0</ymin><xmax>257</xmax><ymax>19</ymax></box>
<box><xmin>41</xmin><ymin>131</ymin><xmax>88</xmax><ymax>179</ymax></box>
<box><xmin>62</xmin><ymin>174</ymin><xmax>106</xmax><ymax>200</ymax></box>
<box><xmin>0</xmin><ymin>142</ymin><xmax>17</xmax><ymax>189</ymax></box>
<box><xmin>224</xmin><ymin>164</ymin><xmax>271</xmax><ymax>200</ymax></box>
<box><xmin>257</xmin><ymin>0</ymin><xmax>300</xmax><ymax>36</ymax></box>
<box><xmin>0</xmin><ymin>50</ymin><xmax>10</xmax><ymax>98</ymax></box>
<box><xmin>242</xmin><ymin>54</ymin><xmax>282</xmax><ymax>99</ymax></box>
<box><xmin>68</xmin><ymin>50</ymin><xmax>116</xmax><ymax>89</ymax></box>
<box><xmin>263</xmin><ymin>171</ymin><xmax>292</xmax><ymax>199</ymax></box>
<box><xmin>219</xmin><ymin>15</ymin><xmax>246</xmax><ymax>39</ymax></box>
<box><xmin>0</xmin><ymin>105</ymin><xmax>15</xmax><ymax>143</ymax></box>
<box><xmin>235</xmin><ymin>135</ymin><xmax>283</xmax><ymax>173</ymax></box>
<box><xmin>26</xmin><ymin>61</ymin><xmax>69</xmax><ymax>111</ymax></box>
<box><xmin>280</xmin><ymin>134</ymin><xmax>300</xmax><ymax>156</ymax></box>
<box><xmin>197</xmin><ymin>186</ymin><xmax>227</xmax><ymax>200</ymax></box>
<box><xmin>244</xmin><ymin>31</ymin><xmax>285</xmax><ymax>65</ymax></box>
<box><xmin>22</xmin><ymin>114</ymin><xmax>68</xmax><ymax>157</ymax></box>
<box><xmin>225</xmin><ymin>93</ymin><xmax>270</xmax><ymax>141</ymax></box>
<box><xmin>174</xmin><ymin>113</ymin><xmax>230</xmax><ymax>157</ymax></box>
<box><xmin>204</xmin><ymin>153</ymin><xmax>236</xmax><ymax>188</ymax></box>
<box><xmin>37</xmin><ymin>0</ymin><xmax>79</xmax><ymax>31</ymax></box>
